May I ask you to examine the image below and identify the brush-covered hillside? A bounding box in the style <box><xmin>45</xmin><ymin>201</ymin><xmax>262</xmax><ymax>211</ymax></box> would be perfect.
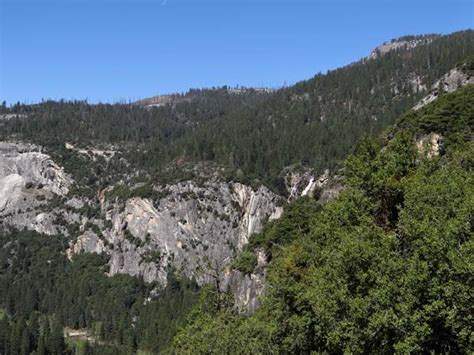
<box><xmin>172</xmin><ymin>84</ymin><xmax>474</xmax><ymax>354</ymax></box>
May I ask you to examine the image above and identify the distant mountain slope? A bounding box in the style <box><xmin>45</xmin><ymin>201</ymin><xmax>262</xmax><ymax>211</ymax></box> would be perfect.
<box><xmin>136</xmin><ymin>87</ymin><xmax>275</xmax><ymax>108</ymax></box>
<box><xmin>1</xmin><ymin>30</ymin><xmax>473</xmax><ymax>194</ymax></box>
<box><xmin>136</xmin><ymin>30</ymin><xmax>474</xmax><ymax>189</ymax></box>
<box><xmin>367</xmin><ymin>33</ymin><xmax>439</xmax><ymax>59</ymax></box>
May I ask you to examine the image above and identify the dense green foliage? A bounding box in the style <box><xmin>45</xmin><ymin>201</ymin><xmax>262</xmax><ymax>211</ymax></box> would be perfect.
<box><xmin>171</xmin><ymin>86</ymin><xmax>474</xmax><ymax>353</ymax></box>
<box><xmin>0</xmin><ymin>230</ymin><xmax>199</xmax><ymax>354</ymax></box>
<box><xmin>2</xmin><ymin>31</ymin><xmax>473</xmax><ymax>193</ymax></box>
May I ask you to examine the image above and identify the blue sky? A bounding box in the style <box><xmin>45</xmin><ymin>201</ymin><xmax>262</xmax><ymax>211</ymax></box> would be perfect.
<box><xmin>1</xmin><ymin>0</ymin><xmax>472</xmax><ymax>104</ymax></box>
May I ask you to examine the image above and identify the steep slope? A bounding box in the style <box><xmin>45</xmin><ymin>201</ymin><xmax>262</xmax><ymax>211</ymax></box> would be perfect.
<box><xmin>171</xmin><ymin>84</ymin><xmax>474</xmax><ymax>353</ymax></box>
<box><xmin>414</xmin><ymin>59</ymin><xmax>474</xmax><ymax>110</ymax></box>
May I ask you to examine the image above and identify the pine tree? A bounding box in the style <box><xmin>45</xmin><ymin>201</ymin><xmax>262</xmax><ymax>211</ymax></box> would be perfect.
<box><xmin>48</xmin><ymin>317</ymin><xmax>65</xmax><ymax>355</ymax></box>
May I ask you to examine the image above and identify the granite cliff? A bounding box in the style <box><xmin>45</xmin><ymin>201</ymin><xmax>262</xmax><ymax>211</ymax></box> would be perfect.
<box><xmin>0</xmin><ymin>141</ymin><xmax>285</xmax><ymax>311</ymax></box>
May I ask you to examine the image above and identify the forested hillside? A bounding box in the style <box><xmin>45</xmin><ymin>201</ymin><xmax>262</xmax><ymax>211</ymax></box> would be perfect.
<box><xmin>2</xmin><ymin>30</ymin><xmax>473</xmax><ymax>193</ymax></box>
<box><xmin>171</xmin><ymin>85</ymin><xmax>474</xmax><ymax>353</ymax></box>
<box><xmin>0</xmin><ymin>230</ymin><xmax>199</xmax><ymax>354</ymax></box>
<box><xmin>0</xmin><ymin>31</ymin><xmax>473</xmax><ymax>354</ymax></box>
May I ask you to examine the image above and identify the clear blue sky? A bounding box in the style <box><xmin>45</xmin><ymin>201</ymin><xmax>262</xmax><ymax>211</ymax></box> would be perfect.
<box><xmin>1</xmin><ymin>0</ymin><xmax>472</xmax><ymax>104</ymax></box>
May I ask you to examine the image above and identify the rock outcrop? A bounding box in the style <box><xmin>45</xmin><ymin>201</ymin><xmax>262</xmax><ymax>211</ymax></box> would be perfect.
<box><xmin>285</xmin><ymin>168</ymin><xmax>316</xmax><ymax>200</ymax></box>
<box><xmin>368</xmin><ymin>35</ymin><xmax>437</xmax><ymax>60</ymax></box>
<box><xmin>224</xmin><ymin>248</ymin><xmax>269</xmax><ymax>314</ymax></box>
<box><xmin>285</xmin><ymin>168</ymin><xmax>339</xmax><ymax>201</ymax></box>
<box><xmin>414</xmin><ymin>67</ymin><xmax>474</xmax><ymax>110</ymax></box>
<box><xmin>0</xmin><ymin>142</ymin><xmax>72</xmax><ymax>234</ymax></box>
<box><xmin>416</xmin><ymin>133</ymin><xmax>443</xmax><ymax>159</ymax></box>
<box><xmin>0</xmin><ymin>142</ymin><xmax>71</xmax><ymax>197</ymax></box>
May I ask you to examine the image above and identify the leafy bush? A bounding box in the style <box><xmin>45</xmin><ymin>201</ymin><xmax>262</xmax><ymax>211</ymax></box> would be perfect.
<box><xmin>232</xmin><ymin>250</ymin><xmax>258</xmax><ymax>275</ymax></box>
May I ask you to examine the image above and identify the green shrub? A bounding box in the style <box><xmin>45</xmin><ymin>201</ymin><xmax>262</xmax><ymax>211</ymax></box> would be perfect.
<box><xmin>232</xmin><ymin>250</ymin><xmax>258</xmax><ymax>275</ymax></box>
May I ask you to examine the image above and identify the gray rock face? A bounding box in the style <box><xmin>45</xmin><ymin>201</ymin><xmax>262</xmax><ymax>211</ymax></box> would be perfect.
<box><xmin>0</xmin><ymin>142</ymin><xmax>71</xmax><ymax>197</ymax></box>
<box><xmin>413</xmin><ymin>68</ymin><xmax>474</xmax><ymax>110</ymax></box>
<box><xmin>224</xmin><ymin>248</ymin><xmax>268</xmax><ymax>314</ymax></box>
<box><xmin>368</xmin><ymin>36</ymin><xmax>436</xmax><ymax>60</ymax></box>
<box><xmin>0</xmin><ymin>142</ymin><xmax>72</xmax><ymax>234</ymax></box>
<box><xmin>69</xmin><ymin>178</ymin><xmax>282</xmax><ymax>309</ymax></box>
<box><xmin>0</xmin><ymin>174</ymin><xmax>24</xmax><ymax>213</ymax></box>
